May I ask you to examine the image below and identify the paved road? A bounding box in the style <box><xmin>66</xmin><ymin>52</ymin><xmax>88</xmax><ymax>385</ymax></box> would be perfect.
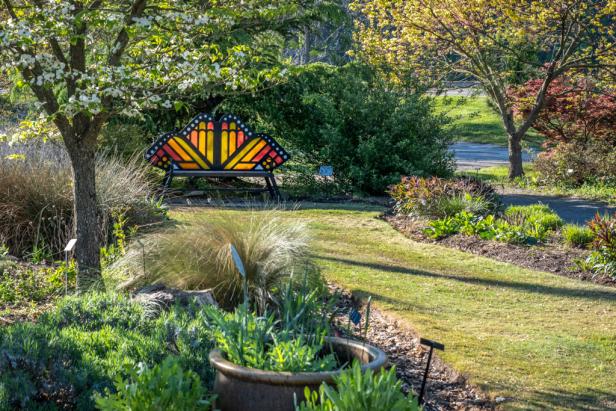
<box><xmin>450</xmin><ymin>142</ymin><xmax>536</xmax><ymax>171</ymax></box>
<box><xmin>451</xmin><ymin>142</ymin><xmax>614</xmax><ymax>224</ymax></box>
<box><xmin>500</xmin><ymin>193</ymin><xmax>615</xmax><ymax>224</ymax></box>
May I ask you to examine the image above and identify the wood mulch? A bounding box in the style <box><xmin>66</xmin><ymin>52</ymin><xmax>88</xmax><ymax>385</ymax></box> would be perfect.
<box><xmin>384</xmin><ymin>214</ymin><xmax>616</xmax><ymax>288</ymax></box>
<box><xmin>330</xmin><ymin>284</ymin><xmax>494</xmax><ymax>411</ymax></box>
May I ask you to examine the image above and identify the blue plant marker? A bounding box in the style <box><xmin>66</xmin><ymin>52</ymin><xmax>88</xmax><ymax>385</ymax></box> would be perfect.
<box><xmin>230</xmin><ymin>244</ymin><xmax>246</xmax><ymax>278</ymax></box>
<box><xmin>229</xmin><ymin>244</ymin><xmax>248</xmax><ymax>303</ymax></box>
<box><xmin>349</xmin><ymin>308</ymin><xmax>361</xmax><ymax>326</ymax></box>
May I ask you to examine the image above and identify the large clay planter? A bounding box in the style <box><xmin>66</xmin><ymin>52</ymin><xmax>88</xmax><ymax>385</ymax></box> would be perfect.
<box><xmin>209</xmin><ymin>336</ymin><xmax>388</xmax><ymax>411</ymax></box>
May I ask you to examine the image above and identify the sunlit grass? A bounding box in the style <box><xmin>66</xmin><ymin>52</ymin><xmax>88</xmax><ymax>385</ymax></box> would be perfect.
<box><xmin>433</xmin><ymin>96</ymin><xmax>543</xmax><ymax>147</ymax></box>
<box><xmin>173</xmin><ymin>205</ymin><xmax>616</xmax><ymax>410</ymax></box>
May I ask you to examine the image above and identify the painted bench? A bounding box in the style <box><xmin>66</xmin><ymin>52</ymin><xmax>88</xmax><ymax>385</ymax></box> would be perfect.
<box><xmin>145</xmin><ymin>113</ymin><xmax>289</xmax><ymax>199</ymax></box>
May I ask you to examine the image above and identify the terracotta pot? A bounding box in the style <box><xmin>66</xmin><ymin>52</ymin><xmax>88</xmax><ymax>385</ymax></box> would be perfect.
<box><xmin>209</xmin><ymin>336</ymin><xmax>388</xmax><ymax>411</ymax></box>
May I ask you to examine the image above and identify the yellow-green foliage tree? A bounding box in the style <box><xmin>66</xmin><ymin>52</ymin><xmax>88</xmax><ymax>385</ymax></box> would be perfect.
<box><xmin>352</xmin><ymin>0</ymin><xmax>616</xmax><ymax>178</ymax></box>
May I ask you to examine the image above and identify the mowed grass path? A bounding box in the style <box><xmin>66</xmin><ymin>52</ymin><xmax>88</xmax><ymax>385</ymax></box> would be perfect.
<box><xmin>173</xmin><ymin>204</ymin><xmax>616</xmax><ymax>410</ymax></box>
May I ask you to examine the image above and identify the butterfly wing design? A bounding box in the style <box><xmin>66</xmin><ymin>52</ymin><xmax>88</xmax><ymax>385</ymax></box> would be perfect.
<box><xmin>145</xmin><ymin>113</ymin><xmax>289</xmax><ymax>172</ymax></box>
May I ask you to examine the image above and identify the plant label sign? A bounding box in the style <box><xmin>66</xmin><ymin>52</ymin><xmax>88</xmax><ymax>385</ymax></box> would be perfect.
<box><xmin>64</xmin><ymin>239</ymin><xmax>77</xmax><ymax>252</ymax></box>
<box><xmin>319</xmin><ymin>165</ymin><xmax>333</xmax><ymax>177</ymax></box>
<box><xmin>229</xmin><ymin>244</ymin><xmax>246</xmax><ymax>278</ymax></box>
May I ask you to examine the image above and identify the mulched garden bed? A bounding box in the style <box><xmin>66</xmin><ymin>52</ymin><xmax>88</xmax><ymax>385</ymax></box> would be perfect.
<box><xmin>384</xmin><ymin>214</ymin><xmax>616</xmax><ymax>288</ymax></box>
<box><xmin>330</xmin><ymin>284</ymin><xmax>494</xmax><ymax>411</ymax></box>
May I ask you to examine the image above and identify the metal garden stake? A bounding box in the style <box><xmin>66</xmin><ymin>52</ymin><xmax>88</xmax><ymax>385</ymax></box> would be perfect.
<box><xmin>418</xmin><ymin>337</ymin><xmax>445</xmax><ymax>405</ymax></box>
<box><xmin>63</xmin><ymin>239</ymin><xmax>76</xmax><ymax>294</ymax></box>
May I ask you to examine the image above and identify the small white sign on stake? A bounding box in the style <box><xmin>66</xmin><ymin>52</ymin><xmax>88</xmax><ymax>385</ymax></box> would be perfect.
<box><xmin>63</xmin><ymin>238</ymin><xmax>77</xmax><ymax>295</ymax></box>
<box><xmin>64</xmin><ymin>238</ymin><xmax>77</xmax><ymax>253</ymax></box>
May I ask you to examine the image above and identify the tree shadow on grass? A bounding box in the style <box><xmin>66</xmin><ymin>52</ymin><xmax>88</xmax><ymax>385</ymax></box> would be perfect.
<box><xmin>485</xmin><ymin>383</ymin><xmax>616</xmax><ymax>411</ymax></box>
<box><xmin>316</xmin><ymin>255</ymin><xmax>616</xmax><ymax>302</ymax></box>
<box><xmin>523</xmin><ymin>387</ymin><xmax>616</xmax><ymax>411</ymax></box>
<box><xmin>338</xmin><ymin>288</ymin><xmax>616</xmax><ymax>411</ymax></box>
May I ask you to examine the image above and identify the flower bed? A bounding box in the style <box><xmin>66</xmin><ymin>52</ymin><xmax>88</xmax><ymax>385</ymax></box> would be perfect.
<box><xmin>388</xmin><ymin>176</ymin><xmax>616</xmax><ymax>286</ymax></box>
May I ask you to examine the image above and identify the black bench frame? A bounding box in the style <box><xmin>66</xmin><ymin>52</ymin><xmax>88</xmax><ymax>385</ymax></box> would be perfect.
<box><xmin>163</xmin><ymin>169</ymin><xmax>280</xmax><ymax>200</ymax></box>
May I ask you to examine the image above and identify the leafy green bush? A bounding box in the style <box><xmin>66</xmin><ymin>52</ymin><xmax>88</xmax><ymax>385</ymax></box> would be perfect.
<box><xmin>0</xmin><ymin>292</ymin><xmax>216</xmax><ymax>409</ymax></box>
<box><xmin>95</xmin><ymin>356</ymin><xmax>214</xmax><ymax>411</ymax></box>
<box><xmin>296</xmin><ymin>362</ymin><xmax>420</xmax><ymax>411</ymax></box>
<box><xmin>0</xmin><ymin>143</ymin><xmax>165</xmax><ymax>260</ymax></box>
<box><xmin>390</xmin><ymin>176</ymin><xmax>500</xmax><ymax>218</ymax></box>
<box><xmin>562</xmin><ymin>224</ymin><xmax>594</xmax><ymax>248</ymax></box>
<box><xmin>223</xmin><ymin>63</ymin><xmax>454</xmax><ymax>194</ymax></box>
<box><xmin>504</xmin><ymin>204</ymin><xmax>563</xmax><ymax>231</ymax></box>
<box><xmin>115</xmin><ymin>210</ymin><xmax>316</xmax><ymax>312</ymax></box>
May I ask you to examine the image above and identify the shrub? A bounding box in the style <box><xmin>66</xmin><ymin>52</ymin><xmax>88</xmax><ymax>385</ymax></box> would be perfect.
<box><xmin>296</xmin><ymin>362</ymin><xmax>420</xmax><ymax>411</ymax></box>
<box><xmin>115</xmin><ymin>210</ymin><xmax>315</xmax><ymax>312</ymax></box>
<box><xmin>223</xmin><ymin>63</ymin><xmax>454</xmax><ymax>194</ymax></box>
<box><xmin>0</xmin><ymin>292</ymin><xmax>217</xmax><ymax>409</ymax></box>
<box><xmin>94</xmin><ymin>356</ymin><xmax>214</xmax><ymax>411</ymax></box>
<box><xmin>0</xmin><ymin>142</ymin><xmax>165</xmax><ymax>259</ymax></box>
<box><xmin>562</xmin><ymin>224</ymin><xmax>594</xmax><ymax>248</ymax></box>
<box><xmin>534</xmin><ymin>141</ymin><xmax>616</xmax><ymax>188</ymax></box>
<box><xmin>512</xmin><ymin>77</ymin><xmax>616</xmax><ymax>187</ymax></box>
<box><xmin>98</xmin><ymin>120</ymin><xmax>153</xmax><ymax>160</ymax></box>
<box><xmin>390</xmin><ymin>176</ymin><xmax>500</xmax><ymax>218</ymax></box>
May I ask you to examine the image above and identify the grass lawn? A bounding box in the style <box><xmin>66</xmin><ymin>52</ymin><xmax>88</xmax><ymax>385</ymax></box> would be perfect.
<box><xmin>434</xmin><ymin>96</ymin><xmax>543</xmax><ymax>148</ymax></box>
<box><xmin>462</xmin><ymin>165</ymin><xmax>616</xmax><ymax>204</ymax></box>
<box><xmin>173</xmin><ymin>204</ymin><xmax>616</xmax><ymax>410</ymax></box>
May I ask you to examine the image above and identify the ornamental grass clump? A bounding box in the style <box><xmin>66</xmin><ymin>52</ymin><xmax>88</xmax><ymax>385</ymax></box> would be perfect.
<box><xmin>562</xmin><ymin>224</ymin><xmax>594</xmax><ymax>248</ymax></box>
<box><xmin>0</xmin><ymin>143</ymin><xmax>163</xmax><ymax>260</ymax></box>
<box><xmin>116</xmin><ymin>210</ymin><xmax>314</xmax><ymax>311</ymax></box>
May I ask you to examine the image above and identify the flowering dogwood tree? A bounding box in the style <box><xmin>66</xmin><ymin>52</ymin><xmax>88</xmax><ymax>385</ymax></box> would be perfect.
<box><xmin>0</xmin><ymin>0</ymin><xmax>331</xmax><ymax>289</ymax></box>
<box><xmin>352</xmin><ymin>0</ymin><xmax>616</xmax><ymax>178</ymax></box>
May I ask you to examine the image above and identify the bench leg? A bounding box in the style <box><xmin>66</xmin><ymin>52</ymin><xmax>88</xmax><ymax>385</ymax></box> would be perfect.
<box><xmin>163</xmin><ymin>169</ymin><xmax>174</xmax><ymax>192</ymax></box>
<box><xmin>267</xmin><ymin>174</ymin><xmax>280</xmax><ymax>201</ymax></box>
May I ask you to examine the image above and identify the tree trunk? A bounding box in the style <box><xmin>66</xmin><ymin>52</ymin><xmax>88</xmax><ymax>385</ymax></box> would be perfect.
<box><xmin>67</xmin><ymin>142</ymin><xmax>103</xmax><ymax>290</ymax></box>
<box><xmin>507</xmin><ymin>134</ymin><xmax>524</xmax><ymax>179</ymax></box>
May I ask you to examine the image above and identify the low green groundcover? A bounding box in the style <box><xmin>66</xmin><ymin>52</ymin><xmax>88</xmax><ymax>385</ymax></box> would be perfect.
<box><xmin>0</xmin><ymin>293</ymin><xmax>215</xmax><ymax>410</ymax></box>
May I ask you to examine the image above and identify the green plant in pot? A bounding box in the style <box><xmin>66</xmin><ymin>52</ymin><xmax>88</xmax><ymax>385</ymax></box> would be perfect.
<box><xmin>207</xmin><ymin>255</ymin><xmax>388</xmax><ymax>411</ymax></box>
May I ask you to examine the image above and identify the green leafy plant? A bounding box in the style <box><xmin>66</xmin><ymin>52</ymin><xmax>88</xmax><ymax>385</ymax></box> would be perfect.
<box><xmin>94</xmin><ymin>356</ymin><xmax>215</xmax><ymax>411</ymax></box>
<box><xmin>204</xmin><ymin>304</ymin><xmax>337</xmax><ymax>372</ymax></box>
<box><xmin>0</xmin><ymin>260</ymin><xmax>76</xmax><ymax>307</ymax></box>
<box><xmin>296</xmin><ymin>362</ymin><xmax>420</xmax><ymax>411</ymax></box>
<box><xmin>585</xmin><ymin>213</ymin><xmax>616</xmax><ymax>277</ymax></box>
<box><xmin>562</xmin><ymin>224</ymin><xmax>595</xmax><ymax>248</ymax></box>
<box><xmin>504</xmin><ymin>204</ymin><xmax>563</xmax><ymax>231</ymax></box>
<box><xmin>423</xmin><ymin>216</ymin><xmax>461</xmax><ymax>239</ymax></box>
